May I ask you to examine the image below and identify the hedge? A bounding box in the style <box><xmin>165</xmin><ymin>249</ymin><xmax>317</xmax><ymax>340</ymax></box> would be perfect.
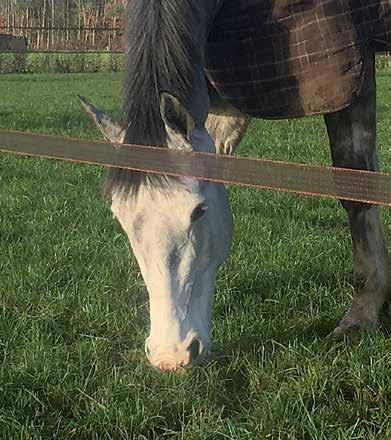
<box><xmin>0</xmin><ymin>52</ymin><xmax>124</xmax><ymax>74</ymax></box>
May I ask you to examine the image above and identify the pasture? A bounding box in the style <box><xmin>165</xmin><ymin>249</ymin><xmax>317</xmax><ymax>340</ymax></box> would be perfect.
<box><xmin>1</xmin><ymin>72</ymin><xmax>391</xmax><ymax>438</ymax></box>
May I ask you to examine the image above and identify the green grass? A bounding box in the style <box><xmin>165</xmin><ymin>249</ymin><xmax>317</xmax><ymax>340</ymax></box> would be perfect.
<box><xmin>1</xmin><ymin>71</ymin><xmax>391</xmax><ymax>439</ymax></box>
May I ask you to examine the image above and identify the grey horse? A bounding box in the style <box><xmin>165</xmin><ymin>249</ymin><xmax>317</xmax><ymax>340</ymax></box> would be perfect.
<box><xmin>80</xmin><ymin>0</ymin><xmax>391</xmax><ymax>370</ymax></box>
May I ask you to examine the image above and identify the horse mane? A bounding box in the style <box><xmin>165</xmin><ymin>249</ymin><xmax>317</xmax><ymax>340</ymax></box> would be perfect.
<box><xmin>104</xmin><ymin>0</ymin><xmax>200</xmax><ymax>197</ymax></box>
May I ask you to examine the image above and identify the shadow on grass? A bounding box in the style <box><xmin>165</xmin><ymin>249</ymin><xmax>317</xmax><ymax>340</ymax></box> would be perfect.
<box><xmin>214</xmin><ymin>313</ymin><xmax>337</xmax><ymax>359</ymax></box>
<box><xmin>213</xmin><ymin>261</ymin><xmax>353</xmax><ymax>365</ymax></box>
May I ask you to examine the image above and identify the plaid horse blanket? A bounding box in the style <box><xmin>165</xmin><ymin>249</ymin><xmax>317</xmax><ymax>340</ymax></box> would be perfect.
<box><xmin>205</xmin><ymin>0</ymin><xmax>391</xmax><ymax>118</ymax></box>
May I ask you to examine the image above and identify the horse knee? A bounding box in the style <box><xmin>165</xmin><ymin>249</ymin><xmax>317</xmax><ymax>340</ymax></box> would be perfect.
<box><xmin>206</xmin><ymin>103</ymin><xmax>251</xmax><ymax>155</ymax></box>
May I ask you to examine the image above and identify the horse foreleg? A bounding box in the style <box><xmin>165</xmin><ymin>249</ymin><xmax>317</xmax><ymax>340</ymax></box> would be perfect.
<box><xmin>206</xmin><ymin>97</ymin><xmax>251</xmax><ymax>155</ymax></box>
<box><xmin>324</xmin><ymin>54</ymin><xmax>391</xmax><ymax>337</ymax></box>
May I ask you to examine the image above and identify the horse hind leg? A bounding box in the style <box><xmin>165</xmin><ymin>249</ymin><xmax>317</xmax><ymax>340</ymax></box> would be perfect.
<box><xmin>324</xmin><ymin>54</ymin><xmax>391</xmax><ymax>337</ymax></box>
<box><xmin>206</xmin><ymin>96</ymin><xmax>251</xmax><ymax>155</ymax></box>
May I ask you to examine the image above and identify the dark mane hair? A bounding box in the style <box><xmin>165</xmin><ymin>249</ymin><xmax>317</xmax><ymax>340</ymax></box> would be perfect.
<box><xmin>104</xmin><ymin>0</ymin><xmax>200</xmax><ymax>197</ymax></box>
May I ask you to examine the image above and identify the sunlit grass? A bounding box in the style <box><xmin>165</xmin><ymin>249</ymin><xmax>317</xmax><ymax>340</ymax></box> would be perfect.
<box><xmin>0</xmin><ymin>72</ymin><xmax>391</xmax><ymax>438</ymax></box>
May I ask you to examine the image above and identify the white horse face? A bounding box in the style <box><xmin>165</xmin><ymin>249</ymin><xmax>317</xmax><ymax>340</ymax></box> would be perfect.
<box><xmin>80</xmin><ymin>94</ymin><xmax>233</xmax><ymax>370</ymax></box>
<box><xmin>112</xmin><ymin>174</ymin><xmax>232</xmax><ymax>369</ymax></box>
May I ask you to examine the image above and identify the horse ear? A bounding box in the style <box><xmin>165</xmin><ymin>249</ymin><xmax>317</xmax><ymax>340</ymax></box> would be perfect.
<box><xmin>160</xmin><ymin>92</ymin><xmax>195</xmax><ymax>150</ymax></box>
<box><xmin>78</xmin><ymin>95</ymin><xmax>126</xmax><ymax>143</ymax></box>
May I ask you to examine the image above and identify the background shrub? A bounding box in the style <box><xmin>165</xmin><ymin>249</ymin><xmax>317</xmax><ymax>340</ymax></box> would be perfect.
<box><xmin>0</xmin><ymin>52</ymin><xmax>124</xmax><ymax>74</ymax></box>
<box><xmin>1</xmin><ymin>52</ymin><xmax>390</xmax><ymax>74</ymax></box>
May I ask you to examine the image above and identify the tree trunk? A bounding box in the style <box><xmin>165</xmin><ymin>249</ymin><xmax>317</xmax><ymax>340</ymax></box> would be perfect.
<box><xmin>51</xmin><ymin>0</ymin><xmax>55</xmax><ymax>48</ymax></box>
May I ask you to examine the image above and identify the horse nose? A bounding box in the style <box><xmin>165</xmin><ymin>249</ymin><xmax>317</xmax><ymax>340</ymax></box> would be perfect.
<box><xmin>146</xmin><ymin>338</ymin><xmax>204</xmax><ymax>370</ymax></box>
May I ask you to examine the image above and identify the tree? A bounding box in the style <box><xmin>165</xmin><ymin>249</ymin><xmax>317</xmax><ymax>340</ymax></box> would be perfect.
<box><xmin>0</xmin><ymin>0</ymin><xmax>125</xmax><ymax>50</ymax></box>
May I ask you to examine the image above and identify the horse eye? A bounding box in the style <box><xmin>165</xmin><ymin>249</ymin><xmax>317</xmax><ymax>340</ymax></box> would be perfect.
<box><xmin>190</xmin><ymin>203</ymin><xmax>207</xmax><ymax>223</ymax></box>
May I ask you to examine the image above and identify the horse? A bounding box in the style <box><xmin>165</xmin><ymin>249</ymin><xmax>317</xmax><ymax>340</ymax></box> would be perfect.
<box><xmin>80</xmin><ymin>0</ymin><xmax>391</xmax><ymax>370</ymax></box>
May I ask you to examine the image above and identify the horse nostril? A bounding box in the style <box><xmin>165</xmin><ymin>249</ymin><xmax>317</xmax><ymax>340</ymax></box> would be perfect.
<box><xmin>188</xmin><ymin>339</ymin><xmax>201</xmax><ymax>362</ymax></box>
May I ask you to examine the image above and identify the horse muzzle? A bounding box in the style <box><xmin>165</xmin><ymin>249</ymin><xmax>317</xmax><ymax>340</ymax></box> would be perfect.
<box><xmin>145</xmin><ymin>336</ymin><xmax>209</xmax><ymax>370</ymax></box>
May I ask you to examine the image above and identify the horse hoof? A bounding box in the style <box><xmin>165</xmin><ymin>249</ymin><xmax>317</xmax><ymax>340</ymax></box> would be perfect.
<box><xmin>333</xmin><ymin>317</ymin><xmax>378</xmax><ymax>339</ymax></box>
<box><xmin>331</xmin><ymin>304</ymin><xmax>379</xmax><ymax>339</ymax></box>
<box><xmin>332</xmin><ymin>323</ymin><xmax>361</xmax><ymax>339</ymax></box>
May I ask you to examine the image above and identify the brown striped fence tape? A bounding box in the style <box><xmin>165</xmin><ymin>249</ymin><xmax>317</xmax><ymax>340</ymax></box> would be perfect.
<box><xmin>1</xmin><ymin>129</ymin><xmax>391</xmax><ymax>206</ymax></box>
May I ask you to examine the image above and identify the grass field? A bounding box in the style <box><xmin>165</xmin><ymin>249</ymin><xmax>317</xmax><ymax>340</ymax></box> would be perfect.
<box><xmin>1</xmin><ymin>72</ymin><xmax>391</xmax><ymax>439</ymax></box>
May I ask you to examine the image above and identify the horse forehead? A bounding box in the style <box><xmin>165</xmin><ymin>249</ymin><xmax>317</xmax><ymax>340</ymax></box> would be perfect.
<box><xmin>134</xmin><ymin>186</ymin><xmax>199</xmax><ymax>227</ymax></box>
<box><xmin>138</xmin><ymin>180</ymin><xmax>204</xmax><ymax>208</ymax></box>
